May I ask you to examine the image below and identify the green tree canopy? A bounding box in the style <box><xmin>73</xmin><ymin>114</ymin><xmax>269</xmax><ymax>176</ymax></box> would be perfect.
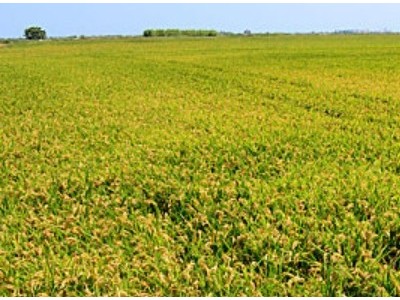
<box><xmin>24</xmin><ymin>26</ymin><xmax>47</xmax><ymax>40</ymax></box>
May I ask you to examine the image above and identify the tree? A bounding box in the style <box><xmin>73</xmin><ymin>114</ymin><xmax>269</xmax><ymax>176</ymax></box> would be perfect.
<box><xmin>24</xmin><ymin>26</ymin><xmax>47</xmax><ymax>40</ymax></box>
<box><xmin>143</xmin><ymin>29</ymin><xmax>153</xmax><ymax>37</ymax></box>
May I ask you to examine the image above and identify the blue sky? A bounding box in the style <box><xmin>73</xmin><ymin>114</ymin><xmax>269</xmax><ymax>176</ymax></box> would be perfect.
<box><xmin>1</xmin><ymin>4</ymin><xmax>400</xmax><ymax>38</ymax></box>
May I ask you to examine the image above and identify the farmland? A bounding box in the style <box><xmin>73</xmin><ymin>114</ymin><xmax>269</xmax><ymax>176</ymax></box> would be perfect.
<box><xmin>1</xmin><ymin>35</ymin><xmax>400</xmax><ymax>296</ymax></box>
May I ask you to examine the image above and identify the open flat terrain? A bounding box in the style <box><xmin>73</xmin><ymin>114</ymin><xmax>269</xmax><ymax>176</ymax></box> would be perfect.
<box><xmin>1</xmin><ymin>35</ymin><xmax>400</xmax><ymax>296</ymax></box>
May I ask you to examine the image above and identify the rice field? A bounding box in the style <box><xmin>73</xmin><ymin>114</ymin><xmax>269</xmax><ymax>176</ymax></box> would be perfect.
<box><xmin>1</xmin><ymin>35</ymin><xmax>400</xmax><ymax>296</ymax></box>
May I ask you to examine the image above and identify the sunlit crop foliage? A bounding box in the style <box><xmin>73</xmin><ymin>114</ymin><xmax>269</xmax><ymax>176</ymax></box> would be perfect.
<box><xmin>1</xmin><ymin>35</ymin><xmax>400</xmax><ymax>296</ymax></box>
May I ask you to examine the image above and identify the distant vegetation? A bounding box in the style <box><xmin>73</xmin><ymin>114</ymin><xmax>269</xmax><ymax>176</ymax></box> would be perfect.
<box><xmin>143</xmin><ymin>29</ymin><xmax>218</xmax><ymax>37</ymax></box>
<box><xmin>24</xmin><ymin>26</ymin><xmax>47</xmax><ymax>40</ymax></box>
<box><xmin>2</xmin><ymin>28</ymin><xmax>400</xmax><ymax>45</ymax></box>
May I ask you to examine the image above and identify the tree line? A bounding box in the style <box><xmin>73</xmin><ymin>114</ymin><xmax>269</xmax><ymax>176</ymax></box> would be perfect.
<box><xmin>143</xmin><ymin>29</ymin><xmax>218</xmax><ymax>37</ymax></box>
<box><xmin>17</xmin><ymin>27</ymin><xmax>218</xmax><ymax>41</ymax></box>
<box><xmin>3</xmin><ymin>26</ymin><xmax>400</xmax><ymax>43</ymax></box>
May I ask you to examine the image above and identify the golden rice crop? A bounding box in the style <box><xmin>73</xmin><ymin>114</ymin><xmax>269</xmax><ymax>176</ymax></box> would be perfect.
<box><xmin>1</xmin><ymin>35</ymin><xmax>400</xmax><ymax>296</ymax></box>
